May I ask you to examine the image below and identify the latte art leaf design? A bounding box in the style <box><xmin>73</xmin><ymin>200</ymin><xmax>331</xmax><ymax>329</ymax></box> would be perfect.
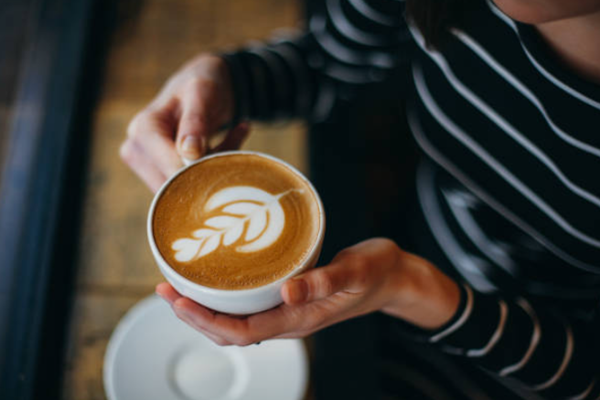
<box><xmin>172</xmin><ymin>186</ymin><xmax>302</xmax><ymax>262</ymax></box>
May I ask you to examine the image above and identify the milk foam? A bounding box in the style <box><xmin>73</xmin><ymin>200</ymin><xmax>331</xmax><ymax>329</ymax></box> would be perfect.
<box><xmin>172</xmin><ymin>186</ymin><xmax>303</xmax><ymax>262</ymax></box>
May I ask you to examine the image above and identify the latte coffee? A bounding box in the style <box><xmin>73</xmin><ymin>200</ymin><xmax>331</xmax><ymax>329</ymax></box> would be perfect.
<box><xmin>152</xmin><ymin>152</ymin><xmax>322</xmax><ymax>290</ymax></box>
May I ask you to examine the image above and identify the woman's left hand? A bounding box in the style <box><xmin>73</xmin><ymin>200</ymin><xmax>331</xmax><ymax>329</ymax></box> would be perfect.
<box><xmin>156</xmin><ymin>238</ymin><xmax>462</xmax><ymax>346</ymax></box>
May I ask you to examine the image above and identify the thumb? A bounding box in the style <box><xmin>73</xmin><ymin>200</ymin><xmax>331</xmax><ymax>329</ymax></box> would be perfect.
<box><xmin>176</xmin><ymin>108</ymin><xmax>209</xmax><ymax>161</ymax></box>
<box><xmin>282</xmin><ymin>263</ymin><xmax>354</xmax><ymax>305</ymax></box>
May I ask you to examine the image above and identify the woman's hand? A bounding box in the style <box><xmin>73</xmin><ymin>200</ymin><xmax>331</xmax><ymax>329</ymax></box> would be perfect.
<box><xmin>156</xmin><ymin>238</ymin><xmax>462</xmax><ymax>346</ymax></box>
<box><xmin>120</xmin><ymin>54</ymin><xmax>249</xmax><ymax>192</ymax></box>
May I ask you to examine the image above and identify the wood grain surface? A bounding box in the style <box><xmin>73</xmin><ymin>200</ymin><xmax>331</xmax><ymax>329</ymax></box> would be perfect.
<box><xmin>62</xmin><ymin>1</ymin><xmax>310</xmax><ymax>398</ymax></box>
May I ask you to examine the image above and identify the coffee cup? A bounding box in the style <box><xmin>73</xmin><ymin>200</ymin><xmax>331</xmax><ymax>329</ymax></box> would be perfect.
<box><xmin>148</xmin><ymin>151</ymin><xmax>325</xmax><ymax>315</ymax></box>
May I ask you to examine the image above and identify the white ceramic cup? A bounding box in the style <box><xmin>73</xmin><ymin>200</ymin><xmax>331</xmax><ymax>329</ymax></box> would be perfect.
<box><xmin>147</xmin><ymin>150</ymin><xmax>325</xmax><ymax>315</ymax></box>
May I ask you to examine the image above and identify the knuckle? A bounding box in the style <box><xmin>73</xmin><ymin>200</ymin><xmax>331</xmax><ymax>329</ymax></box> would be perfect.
<box><xmin>352</xmin><ymin>263</ymin><xmax>370</xmax><ymax>286</ymax></box>
<box><xmin>174</xmin><ymin>311</ymin><xmax>189</xmax><ymax>325</ymax></box>
<box><xmin>192</xmin><ymin>77</ymin><xmax>217</xmax><ymax>93</ymax></box>
<box><xmin>127</xmin><ymin>112</ymin><xmax>146</xmax><ymax>138</ymax></box>
<box><xmin>351</xmin><ymin>253</ymin><xmax>369</xmax><ymax>270</ymax></box>
<box><xmin>334</xmin><ymin>248</ymin><xmax>364</xmax><ymax>268</ymax></box>
<box><xmin>335</xmin><ymin>252</ymin><xmax>370</xmax><ymax>285</ymax></box>
<box><xmin>349</xmin><ymin>255</ymin><xmax>373</xmax><ymax>288</ymax></box>
<box><xmin>184</xmin><ymin>79</ymin><xmax>217</xmax><ymax>103</ymax></box>
<box><xmin>379</xmin><ymin>237</ymin><xmax>397</xmax><ymax>247</ymax></box>
<box><xmin>213</xmin><ymin>337</ymin><xmax>230</xmax><ymax>347</ymax></box>
<box><xmin>181</xmin><ymin>109</ymin><xmax>207</xmax><ymax>126</ymax></box>
<box><xmin>338</xmin><ymin>251</ymin><xmax>366</xmax><ymax>270</ymax></box>
<box><xmin>375</xmin><ymin>237</ymin><xmax>399</xmax><ymax>253</ymax></box>
<box><xmin>312</xmin><ymin>269</ymin><xmax>334</xmax><ymax>296</ymax></box>
<box><xmin>333</xmin><ymin>247</ymin><xmax>353</xmax><ymax>260</ymax></box>
<box><xmin>119</xmin><ymin>141</ymin><xmax>135</xmax><ymax>164</ymax></box>
<box><xmin>233</xmin><ymin>336</ymin><xmax>253</xmax><ymax>347</ymax></box>
<box><xmin>187</xmin><ymin>76</ymin><xmax>202</xmax><ymax>87</ymax></box>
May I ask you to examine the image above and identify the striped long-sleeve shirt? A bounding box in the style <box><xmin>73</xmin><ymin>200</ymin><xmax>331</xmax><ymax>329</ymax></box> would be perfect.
<box><xmin>221</xmin><ymin>1</ymin><xmax>600</xmax><ymax>399</ymax></box>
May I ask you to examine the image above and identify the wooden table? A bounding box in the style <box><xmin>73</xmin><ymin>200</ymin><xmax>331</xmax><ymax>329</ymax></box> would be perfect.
<box><xmin>61</xmin><ymin>1</ymin><xmax>311</xmax><ymax>398</ymax></box>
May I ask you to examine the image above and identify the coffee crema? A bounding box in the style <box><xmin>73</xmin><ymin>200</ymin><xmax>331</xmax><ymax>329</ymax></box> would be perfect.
<box><xmin>153</xmin><ymin>153</ymin><xmax>321</xmax><ymax>290</ymax></box>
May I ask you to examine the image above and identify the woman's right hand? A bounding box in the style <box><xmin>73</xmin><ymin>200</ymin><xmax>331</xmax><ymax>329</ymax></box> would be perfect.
<box><xmin>120</xmin><ymin>54</ymin><xmax>249</xmax><ymax>192</ymax></box>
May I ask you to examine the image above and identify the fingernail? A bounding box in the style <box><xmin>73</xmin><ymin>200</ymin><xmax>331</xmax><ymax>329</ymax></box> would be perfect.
<box><xmin>182</xmin><ymin>136</ymin><xmax>200</xmax><ymax>156</ymax></box>
<box><xmin>290</xmin><ymin>278</ymin><xmax>308</xmax><ymax>304</ymax></box>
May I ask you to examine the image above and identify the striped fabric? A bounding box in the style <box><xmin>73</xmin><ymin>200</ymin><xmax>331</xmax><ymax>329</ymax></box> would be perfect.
<box><xmin>221</xmin><ymin>1</ymin><xmax>600</xmax><ymax>399</ymax></box>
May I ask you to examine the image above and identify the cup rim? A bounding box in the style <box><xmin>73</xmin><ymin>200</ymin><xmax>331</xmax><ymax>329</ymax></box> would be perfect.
<box><xmin>147</xmin><ymin>150</ymin><xmax>325</xmax><ymax>296</ymax></box>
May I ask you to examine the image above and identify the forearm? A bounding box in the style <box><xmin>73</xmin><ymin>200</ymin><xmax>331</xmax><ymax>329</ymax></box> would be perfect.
<box><xmin>220</xmin><ymin>0</ymin><xmax>412</xmax><ymax>123</ymax></box>
<box><xmin>220</xmin><ymin>35</ymin><xmax>319</xmax><ymax>122</ymax></box>
<box><xmin>384</xmin><ymin>251</ymin><xmax>600</xmax><ymax>399</ymax></box>
<box><xmin>432</xmin><ymin>289</ymin><xmax>599</xmax><ymax>399</ymax></box>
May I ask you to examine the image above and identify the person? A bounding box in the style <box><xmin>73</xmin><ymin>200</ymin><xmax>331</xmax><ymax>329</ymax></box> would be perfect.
<box><xmin>120</xmin><ymin>0</ymin><xmax>600</xmax><ymax>399</ymax></box>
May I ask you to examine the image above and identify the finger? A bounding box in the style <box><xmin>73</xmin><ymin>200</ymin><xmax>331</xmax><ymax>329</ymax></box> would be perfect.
<box><xmin>142</xmin><ymin>130</ymin><xmax>184</xmax><ymax>177</ymax></box>
<box><xmin>242</xmin><ymin>297</ymin><xmax>354</xmax><ymax>341</ymax></box>
<box><xmin>172</xmin><ymin>298</ymin><xmax>249</xmax><ymax>339</ymax></box>
<box><xmin>155</xmin><ymin>282</ymin><xmax>182</xmax><ymax>305</ymax></box>
<box><xmin>128</xmin><ymin>110</ymin><xmax>183</xmax><ymax>176</ymax></box>
<box><xmin>282</xmin><ymin>263</ymin><xmax>354</xmax><ymax>306</ymax></box>
<box><xmin>174</xmin><ymin>294</ymin><xmax>354</xmax><ymax>344</ymax></box>
<box><xmin>173</xmin><ymin>298</ymin><xmax>303</xmax><ymax>345</ymax></box>
<box><xmin>176</xmin><ymin>106</ymin><xmax>208</xmax><ymax>161</ymax></box>
<box><xmin>160</xmin><ymin>288</ymin><xmax>232</xmax><ymax>345</ymax></box>
<box><xmin>171</xmin><ymin>305</ymin><xmax>231</xmax><ymax>345</ymax></box>
<box><xmin>211</xmin><ymin>123</ymin><xmax>250</xmax><ymax>153</ymax></box>
<box><xmin>198</xmin><ymin>329</ymin><xmax>231</xmax><ymax>346</ymax></box>
<box><xmin>120</xmin><ymin>140</ymin><xmax>168</xmax><ymax>192</ymax></box>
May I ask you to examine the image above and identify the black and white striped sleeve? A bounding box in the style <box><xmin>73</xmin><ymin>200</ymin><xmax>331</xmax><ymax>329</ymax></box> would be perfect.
<box><xmin>426</xmin><ymin>285</ymin><xmax>600</xmax><ymax>400</ymax></box>
<box><xmin>220</xmin><ymin>0</ymin><xmax>411</xmax><ymax>123</ymax></box>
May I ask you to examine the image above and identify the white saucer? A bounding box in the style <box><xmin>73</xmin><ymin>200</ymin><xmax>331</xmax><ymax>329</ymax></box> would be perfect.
<box><xmin>104</xmin><ymin>295</ymin><xmax>308</xmax><ymax>400</ymax></box>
